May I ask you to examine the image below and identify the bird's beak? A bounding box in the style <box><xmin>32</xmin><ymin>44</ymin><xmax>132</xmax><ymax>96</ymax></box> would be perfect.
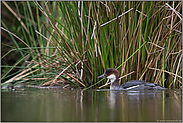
<box><xmin>98</xmin><ymin>74</ymin><xmax>106</xmax><ymax>79</ymax></box>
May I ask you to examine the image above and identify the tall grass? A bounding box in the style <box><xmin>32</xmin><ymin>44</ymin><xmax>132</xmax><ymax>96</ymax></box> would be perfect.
<box><xmin>1</xmin><ymin>1</ymin><xmax>182</xmax><ymax>89</ymax></box>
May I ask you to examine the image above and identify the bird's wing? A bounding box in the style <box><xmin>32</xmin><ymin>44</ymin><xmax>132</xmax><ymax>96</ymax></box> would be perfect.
<box><xmin>121</xmin><ymin>80</ymin><xmax>157</xmax><ymax>89</ymax></box>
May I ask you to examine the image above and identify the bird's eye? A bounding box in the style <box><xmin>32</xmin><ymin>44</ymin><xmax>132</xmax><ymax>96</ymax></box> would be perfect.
<box><xmin>106</xmin><ymin>71</ymin><xmax>110</xmax><ymax>75</ymax></box>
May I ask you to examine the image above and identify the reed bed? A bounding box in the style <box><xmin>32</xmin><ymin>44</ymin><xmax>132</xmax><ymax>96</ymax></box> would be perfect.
<box><xmin>1</xmin><ymin>1</ymin><xmax>182</xmax><ymax>89</ymax></box>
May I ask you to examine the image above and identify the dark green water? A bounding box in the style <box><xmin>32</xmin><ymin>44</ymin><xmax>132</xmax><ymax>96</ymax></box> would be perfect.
<box><xmin>1</xmin><ymin>88</ymin><xmax>182</xmax><ymax>122</ymax></box>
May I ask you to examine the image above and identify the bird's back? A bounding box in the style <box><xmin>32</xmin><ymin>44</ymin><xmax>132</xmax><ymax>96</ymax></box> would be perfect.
<box><xmin>120</xmin><ymin>80</ymin><xmax>166</xmax><ymax>90</ymax></box>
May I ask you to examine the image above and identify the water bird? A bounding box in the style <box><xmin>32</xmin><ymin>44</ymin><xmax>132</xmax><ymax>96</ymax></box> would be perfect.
<box><xmin>98</xmin><ymin>68</ymin><xmax>166</xmax><ymax>90</ymax></box>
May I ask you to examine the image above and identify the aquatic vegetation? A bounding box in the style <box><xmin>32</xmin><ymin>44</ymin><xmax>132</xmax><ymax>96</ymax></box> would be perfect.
<box><xmin>1</xmin><ymin>1</ymin><xmax>182</xmax><ymax>89</ymax></box>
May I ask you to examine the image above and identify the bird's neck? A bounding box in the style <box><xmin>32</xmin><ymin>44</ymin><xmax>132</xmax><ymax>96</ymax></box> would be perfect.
<box><xmin>110</xmin><ymin>78</ymin><xmax>119</xmax><ymax>86</ymax></box>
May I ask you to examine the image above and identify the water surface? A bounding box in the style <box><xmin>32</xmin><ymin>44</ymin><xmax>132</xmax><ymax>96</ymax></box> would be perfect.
<box><xmin>1</xmin><ymin>88</ymin><xmax>182</xmax><ymax>122</ymax></box>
